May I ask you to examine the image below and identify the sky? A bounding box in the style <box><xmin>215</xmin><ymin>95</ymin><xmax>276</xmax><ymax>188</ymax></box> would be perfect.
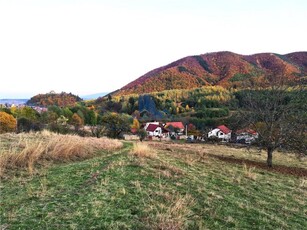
<box><xmin>0</xmin><ymin>0</ymin><xmax>306</xmax><ymax>99</ymax></box>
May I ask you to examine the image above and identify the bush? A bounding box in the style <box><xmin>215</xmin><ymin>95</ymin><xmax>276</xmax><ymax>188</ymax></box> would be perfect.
<box><xmin>207</xmin><ymin>136</ymin><xmax>221</xmax><ymax>143</ymax></box>
<box><xmin>137</xmin><ymin>129</ymin><xmax>147</xmax><ymax>141</ymax></box>
<box><xmin>47</xmin><ymin>123</ymin><xmax>71</xmax><ymax>134</ymax></box>
<box><xmin>17</xmin><ymin>117</ymin><xmax>41</xmax><ymax>133</ymax></box>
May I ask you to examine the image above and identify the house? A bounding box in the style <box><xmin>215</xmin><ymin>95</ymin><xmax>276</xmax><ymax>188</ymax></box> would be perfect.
<box><xmin>208</xmin><ymin>125</ymin><xmax>232</xmax><ymax>142</ymax></box>
<box><xmin>165</xmin><ymin>122</ymin><xmax>185</xmax><ymax>134</ymax></box>
<box><xmin>236</xmin><ymin>129</ymin><xmax>258</xmax><ymax>144</ymax></box>
<box><xmin>144</xmin><ymin>122</ymin><xmax>160</xmax><ymax>131</ymax></box>
<box><xmin>145</xmin><ymin>124</ymin><xmax>163</xmax><ymax>137</ymax></box>
<box><xmin>145</xmin><ymin>123</ymin><xmax>170</xmax><ymax>138</ymax></box>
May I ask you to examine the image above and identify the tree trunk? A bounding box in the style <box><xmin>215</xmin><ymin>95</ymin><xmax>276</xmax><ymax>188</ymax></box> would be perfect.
<box><xmin>267</xmin><ymin>147</ymin><xmax>274</xmax><ymax>167</ymax></box>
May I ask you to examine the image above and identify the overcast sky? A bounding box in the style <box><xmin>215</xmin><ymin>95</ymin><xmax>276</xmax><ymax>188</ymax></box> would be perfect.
<box><xmin>0</xmin><ymin>0</ymin><xmax>306</xmax><ymax>98</ymax></box>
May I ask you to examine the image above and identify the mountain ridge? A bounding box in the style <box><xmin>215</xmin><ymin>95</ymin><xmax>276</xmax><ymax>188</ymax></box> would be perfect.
<box><xmin>115</xmin><ymin>51</ymin><xmax>307</xmax><ymax>95</ymax></box>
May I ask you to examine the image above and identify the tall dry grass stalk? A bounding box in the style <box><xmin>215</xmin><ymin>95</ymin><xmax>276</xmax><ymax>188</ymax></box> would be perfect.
<box><xmin>0</xmin><ymin>132</ymin><xmax>122</xmax><ymax>176</ymax></box>
<box><xmin>242</xmin><ymin>163</ymin><xmax>257</xmax><ymax>180</ymax></box>
<box><xmin>130</xmin><ymin>142</ymin><xmax>157</xmax><ymax>159</ymax></box>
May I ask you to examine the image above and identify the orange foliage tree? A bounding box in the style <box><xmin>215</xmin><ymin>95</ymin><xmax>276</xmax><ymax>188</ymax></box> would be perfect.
<box><xmin>0</xmin><ymin>111</ymin><xmax>17</xmax><ymax>133</ymax></box>
<box><xmin>71</xmin><ymin>113</ymin><xmax>84</xmax><ymax>131</ymax></box>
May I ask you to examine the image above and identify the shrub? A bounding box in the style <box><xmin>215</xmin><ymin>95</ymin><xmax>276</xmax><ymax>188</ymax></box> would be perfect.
<box><xmin>207</xmin><ymin>136</ymin><xmax>221</xmax><ymax>143</ymax></box>
<box><xmin>17</xmin><ymin>117</ymin><xmax>41</xmax><ymax>133</ymax></box>
<box><xmin>137</xmin><ymin>129</ymin><xmax>147</xmax><ymax>141</ymax></box>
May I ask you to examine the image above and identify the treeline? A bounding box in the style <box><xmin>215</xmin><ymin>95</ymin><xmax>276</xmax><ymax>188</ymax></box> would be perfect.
<box><xmin>91</xmin><ymin>86</ymin><xmax>236</xmax><ymax>131</ymax></box>
<box><xmin>1</xmin><ymin>85</ymin><xmax>305</xmax><ymax>144</ymax></box>
<box><xmin>0</xmin><ymin>104</ymin><xmax>132</xmax><ymax>139</ymax></box>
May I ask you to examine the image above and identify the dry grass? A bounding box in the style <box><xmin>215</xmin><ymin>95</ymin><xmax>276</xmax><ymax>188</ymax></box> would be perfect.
<box><xmin>149</xmin><ymin>142</ymin><xmax>306</xmax><ymax>169</ymax></box>
<box><xmin>242</xmin><ymin>163</ymin><xmax>257</xmax><ymax>180</ymax></box>
<box><xmin>130</xmin><ymin>142</ymin><xmax>157</xmax><ymax>159</ymax></box>
<box><xmin>0</xmin><ymin>131</ymin><xmax>123</xmax><ymax>176</ymax></box>
<box><xmin>299</xmin><ymin>178</ymin><xmax>307</xmax><ymax>189</ymax></box>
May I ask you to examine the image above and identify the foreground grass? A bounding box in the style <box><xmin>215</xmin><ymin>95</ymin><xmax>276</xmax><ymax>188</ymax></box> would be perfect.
<box><xmin>0</xmin><ymin>139</ymin><xmax>306</xmax><ymax>229</ymax></box>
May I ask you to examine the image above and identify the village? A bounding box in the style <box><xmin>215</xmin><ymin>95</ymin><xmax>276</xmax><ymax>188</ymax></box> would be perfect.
<box><xmin>124</xmin><ymin>121</ymin><xmax>259</xmax><ymax>145</ymax></box>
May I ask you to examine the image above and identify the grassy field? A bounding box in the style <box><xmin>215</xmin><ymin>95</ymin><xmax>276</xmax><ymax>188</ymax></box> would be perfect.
<box><xmin>0</xmin><ymin>133</ymin><xmax>306</xmax><ymax>229</ymax></box>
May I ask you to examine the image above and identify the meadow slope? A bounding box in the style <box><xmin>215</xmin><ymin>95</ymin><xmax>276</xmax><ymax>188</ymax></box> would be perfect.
<box><xmin>0</xmin><ymin>134</ymin><xmax>306</xmax><ymax>229</ymax></box>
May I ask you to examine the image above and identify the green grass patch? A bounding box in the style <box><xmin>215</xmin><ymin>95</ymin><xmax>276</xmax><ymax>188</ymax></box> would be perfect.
<box><xmin>1</xmin><ymin>141</ymin><xmax>306</xmax><ymax>229</ymax></box>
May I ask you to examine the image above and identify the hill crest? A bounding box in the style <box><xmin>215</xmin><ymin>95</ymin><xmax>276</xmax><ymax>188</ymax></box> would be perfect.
<box><xmin>116</xmin><ymin>51</ymin><xmax>307</xmax><ymax>95</ymax></box>
<box><xmin>26</xmin><ymin>92</ymin><xmax>82</xmax><ymax>107</ymax></box>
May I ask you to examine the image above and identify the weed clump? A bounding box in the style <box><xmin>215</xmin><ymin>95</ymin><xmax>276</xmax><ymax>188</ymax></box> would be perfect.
<box><xmin>130</xmin><ymin>142</ymin><xmax>157</xmax><ymax>159</ymax></box>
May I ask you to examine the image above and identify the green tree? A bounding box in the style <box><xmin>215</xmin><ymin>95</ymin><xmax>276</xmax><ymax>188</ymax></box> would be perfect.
<box><xmin>101</xmin><ymin>113</ymin><xmax>131</xmax><ymax>139</ymax></box>
<box><xmin>62</xmin><ymin>107</ymin><xmax>73</xmax><ymax>120</ymax></box>
<box><xmin>47</xmin><ymin>111</ymin><xmax>59</xmax><ymax>124</ymax></box>
<box><xmin>90</xmin><ymin>114</ymin><xmax>105</xmax><ymax>138</ymax></box>
<box><xmin>137</xmin><ymin>128</ymin><xmax>147</xmax><ymax>141</ymax></box>
<box><xmin>16</xmin><ymin>107</ymin><xmax>39</xmax><ymax>121</ymax></box>
<box><xmin>87</xmin><ymin>110</ymin><xmax>97</xmax><ymax>126</ymax></box>
<box><xmin>48</xmin><ymin>105</ymin><xmax>62</xmax><ymax>116</ymax></box>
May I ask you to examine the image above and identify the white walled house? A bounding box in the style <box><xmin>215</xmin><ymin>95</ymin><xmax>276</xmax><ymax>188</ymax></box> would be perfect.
<box><xmin>145</xmin><ymin>124</ymin><xmax>163</xmax><ymax>137</ymax></box>
<box><xmin>208</xmin><ymin>125</ymin><xmax>232</xmax><ymax>142</ymax></box>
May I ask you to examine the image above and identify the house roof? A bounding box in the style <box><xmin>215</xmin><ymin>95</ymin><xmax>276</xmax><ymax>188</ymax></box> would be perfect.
<box><xmin>217</xmin><ymin>125</ymin><xmax>231</xmax><ymax>134</ymax></box>
<box><xmin>236</xmin><ymin>129</ymin><xmax>257</xmax><ymax>135</ymax></box>
<box><xmin>146</xmin><ymin>124</ymin><xmax>160</xmax><ymax>132</ymax></box>
<box><xmin>165</xmin><ymin>122</ymin><xmax>185</xmax><ymax>130</ymax></box>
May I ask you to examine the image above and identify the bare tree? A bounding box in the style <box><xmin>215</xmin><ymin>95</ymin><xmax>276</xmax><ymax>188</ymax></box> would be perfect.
<box><xmin>235</xmin><ymin>77</ymin><xmax>306</xmax><ymax>167</ymax></box>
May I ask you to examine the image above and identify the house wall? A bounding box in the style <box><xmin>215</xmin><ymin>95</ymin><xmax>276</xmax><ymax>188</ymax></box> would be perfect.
<box><xmin>208</xmin><ymin>128</ymin><xmax>231</xmax><ymax>141</ymax></box>
<box><xmin>147</xmin><ymin>127</ymin><xmax>162</xmax><ymax>137</ymax></box>
<box><xmin>208</xmin><ymin>128</ymin><xmax>219</xmax><ymax>137</ymax></box>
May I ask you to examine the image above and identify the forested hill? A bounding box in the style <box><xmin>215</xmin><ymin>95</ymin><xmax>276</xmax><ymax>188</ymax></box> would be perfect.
<box><xmin>116</xmin><ymin>51</ymin><xmax>307</xmax><ymax>95</ymax></box>
<box><xmin>26</xmin><ymin>92</ymin><xmax>82</xmax><ymax>107</ymax></box>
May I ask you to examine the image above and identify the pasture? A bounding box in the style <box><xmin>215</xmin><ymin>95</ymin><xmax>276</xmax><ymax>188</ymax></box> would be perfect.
<box><xmin>0</xmin><ymin>133</ymin><xmax>306</xmax><ymax>229</ymax></box>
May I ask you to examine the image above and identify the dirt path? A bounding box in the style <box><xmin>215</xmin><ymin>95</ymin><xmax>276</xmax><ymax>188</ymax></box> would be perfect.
<box><xmin>209</xmin><ymin>154</ymin><xmax>307</xmax><ymax>178</ymax></box>
<box><xmin>147</xmin><ymin>141</ymin><xmax>307</xmax><ymax>178</ymax></box>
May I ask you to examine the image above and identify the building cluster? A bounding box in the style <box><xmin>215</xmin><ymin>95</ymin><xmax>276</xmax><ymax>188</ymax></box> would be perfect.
<box><xmin>136</xmin><ymin>122</ymin><xmax>258</xmax><ymax>144</ymax></box>
<box><xmin>0</xmin><ymin>102</ymin><xmax>48</xmax><ymax>113</ymax></box>
<box><xmin>142</xmin><ymin>121</ymin><xmax>185</xmax><ymax>140</ymax></box>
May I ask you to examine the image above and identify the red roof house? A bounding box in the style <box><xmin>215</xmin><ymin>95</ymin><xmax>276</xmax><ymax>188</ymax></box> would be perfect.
<box><xmin>165</xmin><ymin>122</ymin><xmax>185</xmax><ymax>132</ymax></box>
<box><xmin>208</xmin><ymin>125</ymin><xmax>232</xmax><ymax>142</ymax></box>
<box><xmin>145</xmin><ymin>124</ymin><xmax>169</xmax><ymax>137</ymax></box>
<box><xmin>217</xmin><ymin>125</ymin><xmax>231</xmax><ymax>134</ymax></box>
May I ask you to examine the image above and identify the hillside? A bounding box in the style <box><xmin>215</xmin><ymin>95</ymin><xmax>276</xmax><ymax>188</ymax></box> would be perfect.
<box><xmin>116</xmin><ymin>51</ymin><xmax>307</xmax><ymax>95</ymax></box>
<box><xmin>26</xmin><ymin>91</ymin><xmax>82</xmax><ymax>107</ymax></box>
